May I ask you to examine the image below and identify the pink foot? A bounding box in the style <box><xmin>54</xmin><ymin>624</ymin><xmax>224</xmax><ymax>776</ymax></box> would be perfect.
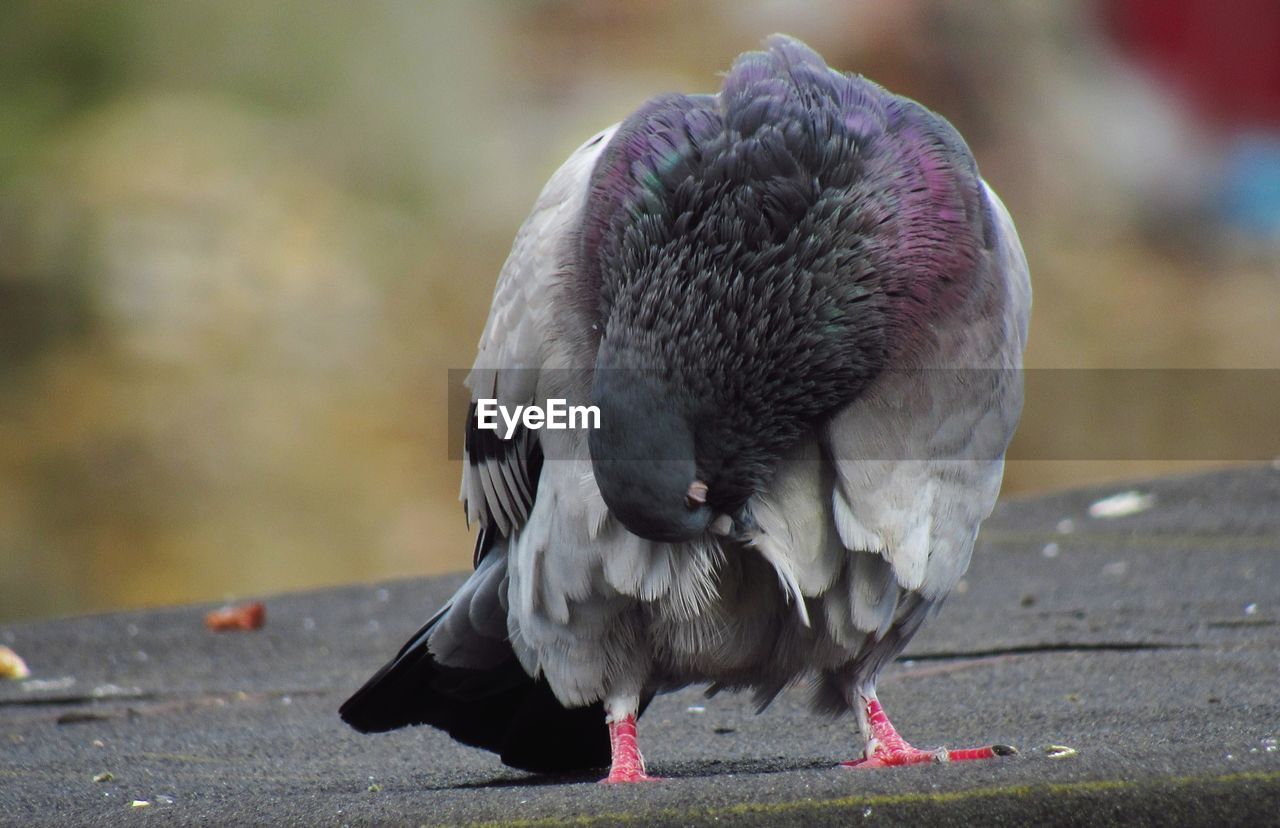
<box><xmin>599</xmin><ymin>714</ymin><xmax>662</xmax><ymax>784</ymax></box>
<box><xmin>841</xmin><ymin>698</ymin><xmax>1016</xmax><ymax>769</ymax></box>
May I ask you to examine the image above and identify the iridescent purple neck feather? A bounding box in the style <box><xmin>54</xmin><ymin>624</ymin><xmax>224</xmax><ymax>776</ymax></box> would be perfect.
<box><xmin>579</xmin><ymin>34</ymin><xmax>995</xmax><ymax>518</ymax></box>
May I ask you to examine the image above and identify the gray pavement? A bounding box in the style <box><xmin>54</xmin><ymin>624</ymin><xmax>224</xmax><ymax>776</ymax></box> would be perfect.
<box><xmin>2</xmin><ymin>466</ymin><xmax>1279</xmax><ymax>826</ymax></box>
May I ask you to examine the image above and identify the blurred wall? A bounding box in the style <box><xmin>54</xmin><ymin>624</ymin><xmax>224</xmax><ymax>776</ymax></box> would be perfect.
<box><xmin>2</xmin><ymin>1</ymin><xmax>1277</xmax><ymax>621</ymax></box>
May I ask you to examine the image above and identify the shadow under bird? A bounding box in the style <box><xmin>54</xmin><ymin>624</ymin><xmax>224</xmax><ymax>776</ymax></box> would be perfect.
<box><xmin>340</xmin><ymin>34</ymin><xmax>1031</xmax><ymax>782</ymax></box>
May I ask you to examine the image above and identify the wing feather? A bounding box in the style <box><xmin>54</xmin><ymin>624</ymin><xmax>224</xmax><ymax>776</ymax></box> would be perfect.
<box><xmin>744</xmin><ymin>179</ymin><xmax>1029</xmax><ymax>671</ymax></box>
<box><xmin>460</xmin><ymin>125</ymin><xmax>619</xmax><ymax>546</ymax></box>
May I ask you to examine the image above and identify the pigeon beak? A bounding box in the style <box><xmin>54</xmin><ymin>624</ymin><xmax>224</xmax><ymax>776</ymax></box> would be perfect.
<box><xmin>685</xmin><ymin>479</ymin><xmax>709</xmax><ymax>509</ymax></box>
<box><xmin>709</xmin><ymin>514</ymin><xmax>733</xmax><ymax>535</ymax></box>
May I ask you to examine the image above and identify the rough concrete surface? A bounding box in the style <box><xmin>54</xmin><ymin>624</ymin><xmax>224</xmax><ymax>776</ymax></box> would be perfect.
<box><xmin>2</xmin><ymin>466</ymin><xmax>1279</xmax><ymax>825</ymax></box>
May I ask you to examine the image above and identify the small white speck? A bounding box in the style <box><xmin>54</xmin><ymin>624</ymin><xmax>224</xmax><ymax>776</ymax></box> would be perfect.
<box><xmin>1102</xmin><ymin>561</ymin><xmax>1129</xmax><ymax>578</ymax></box>
<box><xmin>135</xmin><ymin>650</ymin><xmax>148</xmax><ymax>663</ymax></box>
<box><xmin>1088</xmin><ymin>491</ymin><xmax>1155</xmax><ymax>519</ymax></box>
<box><xmin>1056</xmin><ymin>518</ymin><xmax>1075</xmax><ymax>534</ymax></box>
<box><xmin>1043</xmin><ymin>744</ymin><xmax>1078</xmax><ymax>759</ymax></box>
<box><xmin>686</xmin><ymin>706</ymin><xmax>706</xmax><ymax>713</ymax></box>
<box><xmin>1226</xmin><ymin>753</ymin><xmax>1234</xmax><ymax>761</ymax></box>
<box><xmin>376</xmin><ymin>588</ymin><xmax>390</xmax><ymax>603</ymax></box>
<box><xmin>1244</xmin><ymin>603</ymin><xmax>1258</xmax><ymax>616</ymax></box>
<box><xmin>23</xmin><ymin>676</ymin><xmax>75</xmax><ymax>692</ymax></box>
<box><xmin>281</xmin><ymin>696</ymin><xmax>292</xmax><ymax>705</ymax></box>
<box><xmin>93</xmin><ymin>684</ymin><xmax>137</xmax><ymax>698</ymax></box>
<box><xmin>126</xmin><ymin>624</ymin><xmax>139</xmax><ymax>637</ymax></box>
<box><xmin>303</xmin><ymin>617</ymin><xmax>316</xmax><ymax>631</ymax></box>
<box><xmin>155</xmin><ymin>795</ymin><xmax>175</xmax><ymax>805</ymax></box>
<box><xmin>1042</xmin><ymin>542</ymin><xmax>1060</xmax><ymax>558</ymax></box>
<box><xmin>863</xmin><ymin>807</ymin><xmax>873</xmax><ymax>817</ymax></box>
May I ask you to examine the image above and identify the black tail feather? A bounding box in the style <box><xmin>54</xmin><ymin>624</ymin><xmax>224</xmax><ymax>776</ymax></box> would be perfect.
<box><xmin>339</xmin><ymin>615</ymin><xmax>612</xmax><ymax>773</ymax></box>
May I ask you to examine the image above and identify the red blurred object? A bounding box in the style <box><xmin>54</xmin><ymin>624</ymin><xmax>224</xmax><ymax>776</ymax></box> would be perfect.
<box><xmin>205</xmin><ymin>601</ymin><xmax>266</xmax><ymax>632</ymax></box>
<box><xmin>1104</xmin><ymin>0</ymin><xmax>1280</xmax><ymax>130</ymax></box>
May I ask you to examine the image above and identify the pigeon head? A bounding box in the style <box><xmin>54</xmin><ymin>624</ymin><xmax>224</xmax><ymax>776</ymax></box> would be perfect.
<box><xmin>582</xmin><ymin>36</ymin><xmax>990</xmax><ymax>543</ymax></box>
<box><xmin>588</xmin><ymin>362</ymin><xmax>713</xmax><ymax>543</ymax></box>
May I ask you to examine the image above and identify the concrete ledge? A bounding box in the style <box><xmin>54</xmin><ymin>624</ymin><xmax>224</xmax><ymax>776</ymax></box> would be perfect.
<box><xmin>3</xmin><ymin>466</ymin><xmax>1279</xmax><ymax>826</ymax></box>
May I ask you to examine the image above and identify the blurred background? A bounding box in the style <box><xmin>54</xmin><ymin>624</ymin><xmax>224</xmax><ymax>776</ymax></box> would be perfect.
<box><xmin>2</xmin><ymin>0</ymin><xmax>1278</xmax><ymax>621</ymax></box>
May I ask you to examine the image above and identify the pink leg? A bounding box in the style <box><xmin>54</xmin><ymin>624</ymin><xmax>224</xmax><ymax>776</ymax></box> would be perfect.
<box><xmin>600</xmin><ymin>714</ymin><xmax>661</xmax><ymax>784</ymax></box>
<box><xmin>841</xmin><ymin>696</ymin><xmax>1016</xmax><ymax>769</ymax></box>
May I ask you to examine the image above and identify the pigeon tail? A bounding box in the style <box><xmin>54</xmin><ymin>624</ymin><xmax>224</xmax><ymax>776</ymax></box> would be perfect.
<box><xmin>339</xmin><ymin>560</ymin><xmax>612</xmax><ymax>773</ymax></box>
<box><xmin>339</xmin><ymin>616</ymin><xmax>612</xmax><ymax>773</ymax></box>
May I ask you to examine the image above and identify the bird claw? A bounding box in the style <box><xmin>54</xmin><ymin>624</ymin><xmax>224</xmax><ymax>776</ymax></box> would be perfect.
<box><xmin>841</xmin><ymin>743</ymin><xmax>1016</xmax><ymax>769</ymax></box>
<box><xmin>841</xmin><ymin>746</ymin><xmax>947</xmax><ymax>768</ymax></box>
<box><xmin>601</xmin><ymin>712</ymin><xmax>660</xmax><ymax>783</ymax></box>
<box><xmin>842</xmin><ymin>697</ymin><xmax>1015</xmax><ymax>769</ymax></box>
<box><xmin>599</xmin><ymin>770</ymin><xmax>663</xmax><ymax>784</ymax></box>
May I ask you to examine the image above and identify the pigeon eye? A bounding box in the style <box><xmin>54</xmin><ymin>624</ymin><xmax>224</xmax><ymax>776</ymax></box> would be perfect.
<box><xmin>685</xmin><ymin>480</ymin><xmax>708</xmax><ymax>510</ymax></box>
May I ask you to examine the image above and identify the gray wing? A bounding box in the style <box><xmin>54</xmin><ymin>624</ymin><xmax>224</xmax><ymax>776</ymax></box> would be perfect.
<box><xmin>461</xmin><ymin>124</ymin><xmax>619</xmax><ymax>541</ymax></box>
<box><xmin>827</xmin><ymin>179</ymin><xmax>1028</xmax><ymax>606</ymax></box>
<box><xmin>455</xmin><ymin>122</ymin><xmax>726</xmax><ymax>710</ymax></box>
<box><xmin>343</xmin><ymin>124</ymin><xmax>635</xmax><ymax>770</ymax></box>
<box><xmin>745</xmin><ymin>180</ymin><xmax>1030</xmax><ymax>685</ymax></box>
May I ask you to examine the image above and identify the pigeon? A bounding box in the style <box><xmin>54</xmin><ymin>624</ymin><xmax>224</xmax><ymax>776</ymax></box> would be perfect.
<box><xmin>340</xmin><ymin>34</ymin><xmax>1031</xmax><ymax>783</ymax></box>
